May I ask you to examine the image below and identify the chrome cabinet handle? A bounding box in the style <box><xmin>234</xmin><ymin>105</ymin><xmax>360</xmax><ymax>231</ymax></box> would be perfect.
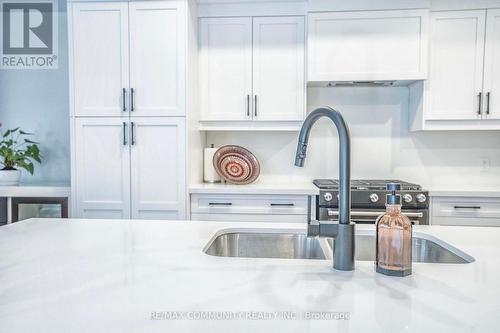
<box><xmin>130</xmin><ymin>122</ymin><xmax>135</xmax><ymax>145</ymax></box>
<box><xmin>130</xmin><ymin>88</ymin><xmax>135</xmax><ymax>112</ymax></box>
<box><xmin>454</xmin><ymin>206</ymin><xmax>480</xmax><ymax>210</ymax></box>
<box><xmin>270</xmin><ymin>203</ymin><xmax>295</xmax><ymax>207</ymax></box>
<box><xmin>478</xmin><ymin>92</ymin><xmax>482</xmax><ymax>115</ymax></box>
<box><xmin>254</xmin><ymin>95</ymin><xmax>257</xmax><ymax>117</ymax></box>
<box><xmin>122</xmin><ymin>122</ymin><xmax>127</xmax><ymax>146</ymax></box>
<box><xmin>122</xmin><ymin>88</ymin><xmax>127</xmax><ymax>112</ymax></box>
<box><xmin>208</xmin><ymin>202</ymin><xmax>232</xmax><ymax>206</ymax></box>
<box><xmin>486</xmin><ymin>92</ymin><xmax>491</xmax><ymax>115</ymax></box>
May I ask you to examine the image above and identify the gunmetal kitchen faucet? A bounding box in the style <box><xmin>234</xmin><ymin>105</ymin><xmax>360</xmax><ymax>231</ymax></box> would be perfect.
<box><xmin>294</xmin><ymin>106</ymin><xmax>355</xmax><ymax>271</ymax></box>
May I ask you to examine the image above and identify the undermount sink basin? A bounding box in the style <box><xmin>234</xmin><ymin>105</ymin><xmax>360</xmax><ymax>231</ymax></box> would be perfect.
<box><xmin>204</xmin><ymin>230</ymin><xmax>474</xmax><ymax>264</ymax></box>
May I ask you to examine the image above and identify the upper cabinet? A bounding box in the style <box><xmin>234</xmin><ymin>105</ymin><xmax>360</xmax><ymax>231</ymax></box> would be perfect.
<box><xmin>427</xmin><ymin>10</ymin><xmax>486</xmax><ymax>121</ymax></box>
<box><xmin>71</xmin><ymin>2</ymin><xmax>129</xmax><ymax>117</ymax></box>
<box><xmin>71</xmin><ymin>1</ymin><xmax>185</xmax><ymax>117</ymax></box>
<box><xmin>308</xmin><ymin>10</ymin><xmax>429</xmax><ymax>83</ymax></box>
<box><xmin>128</xmin><ymin>1</ymin><xmax>186</xmax><ymax>117</ymax></box>
<box><xmin>483</xmin><ymin>9</ymin><xmax>500</xmax><ymax>120</ymax></box>
<box><xmin>252</xmin><ymin>17</ymin><xmax>305</xmax><ymax>121</ymax></box>
<box><xmin>411</xmin><ymin>9</ymin><xmax>500</xmax><ymax>130</ymax></box>
<box><xmin>199</xmin><ymin>16</ymin><xmax>305</xmax><ymax>128</ymax></box>
<box><xmin>199</xmin><ymin>17</ymin><xmax>253</xmax><ymax>121</ymax></box>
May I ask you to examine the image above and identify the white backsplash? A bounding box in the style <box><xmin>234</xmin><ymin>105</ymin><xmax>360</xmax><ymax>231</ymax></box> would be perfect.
<box><xmin>207</xmin><ymin>87</ymin><xmax>500</xmax><ymax>189</ymax></box>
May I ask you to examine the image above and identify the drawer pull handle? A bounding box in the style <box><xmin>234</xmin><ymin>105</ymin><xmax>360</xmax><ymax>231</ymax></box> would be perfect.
<box><xmin>454</xmin><ymin>206</ymin><xmax>481</xmax><ymax>210</ymax></box>
<box><xmin>270</xmin><ymin>203</ymin><xmax>295</xmax><ymax>207</ymax></box>
<box><xmin>130</xmin><ymin>88</ymin><xmax>135</xmax><ymax>112</ymax></box>
<box><xmin>122</xmin><ymin>88</ymin><xmax>127</xmax><ymax>112</ymax></box>
<box><xmin>486</xmin><ymin>92</ymin><xmax>491</xmax><ymax>115</ymax></box>
<box><xmin>478</xmin><ymin>92</ymin><xmax>482</xmax><ymax>115</ymax></box>
<box><xmin>208</xmin><ymin>202</ymin><xmax>232</xmax><ymax>206</ymax></box>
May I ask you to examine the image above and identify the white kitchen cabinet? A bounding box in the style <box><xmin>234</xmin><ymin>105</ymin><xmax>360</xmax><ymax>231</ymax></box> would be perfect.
<box><xmin>71</xmin><ymin>1</ymin><xmax>185</xmax><ymax>117</ymax></box>
<box><xmin>307</xmin><ymin>10</ymin><xmax>428</xmax><ymax>83</ymax></box>
<box><xmin>483</xmin><ymin>9</ymin><xmax>500</xmax><ymax>120</ymax></box>
<box><xmin>252</xmin><ymin>16</ymin><xmax>305</xmax><ymax>121</ymax></box>
<box><xmin>73</xmin><ymin>118</ymin><xmax>131</xmax><ymax>219</ymax></box>
<box><xmin>71</xmin><ymin>2</ymin><xmax>129</xmax><ymax>117</ymax></box>
<box><xmin>410</xmin><ymin>9</ymin><xmax>500</xmax><ymax>130</ymax></box>
<box><xmin>431</xmin><ymin>196</ymin><xmax>500</xmax><ymax>227</ymax></box>
<box><xmin>70</xmin><ymin>1</ymin><xmax>189</xmax><ymax>220</ymax></box>
<box><xmin>199</xmin><ymin>17</ymin><xmax>252</xmax><ymax>121</ymax></box>
<box><xmin>73</xmin><ymin>118</ymin><xmax>186</xmax><ymax>220</ymax></box>
<box><xmin>129</xmin><ymin>1</ymin><xmax>185</xmax><ymax>117</ymax></box>
<box><xmin>199</xmin><ymin>16</ymin><xmax>305</xmax><ymax>127</ymax></box>
<box><xmin>130</xmin><ymin>118</ymin><xmax>186</xmax><ymax>220</ymax></box>
<box><xmin>426</xmin><ymin>10</ymin><xmax>486</xmax><ymax>121</ymax></box>
<box><xmin>190</xmin><ymin>194</ymin><xmax>308</xmax><ymax>223</ymax></box>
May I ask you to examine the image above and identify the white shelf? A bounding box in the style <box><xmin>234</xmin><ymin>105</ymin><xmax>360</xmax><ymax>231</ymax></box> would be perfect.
<box><xmin>199</xmin><ymin>120</ymin><xmax>303</xmax><ymax>131</ymax></box>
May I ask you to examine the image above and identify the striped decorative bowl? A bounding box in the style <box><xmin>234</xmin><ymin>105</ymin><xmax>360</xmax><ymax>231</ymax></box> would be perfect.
<box><xmin>213</xmin><ymin>145</ymin><xmax>260</xmax><ymax>185</ymax></box>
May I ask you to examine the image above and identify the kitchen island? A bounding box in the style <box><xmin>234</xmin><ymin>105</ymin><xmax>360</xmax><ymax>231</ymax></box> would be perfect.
<box><xmin>1</xmin><ymin>219</ymin><xmax>499</xmax><ymax>333</ymax></box>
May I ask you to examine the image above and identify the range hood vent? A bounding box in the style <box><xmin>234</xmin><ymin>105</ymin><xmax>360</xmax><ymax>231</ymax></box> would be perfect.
<box><xmin>326</xmin><ymin>81</ymin><xmax>396</xmax><ymax>87</ymax></box>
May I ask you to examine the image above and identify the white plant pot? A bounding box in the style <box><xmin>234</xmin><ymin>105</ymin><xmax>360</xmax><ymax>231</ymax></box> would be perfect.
<box><xmin>0</xmin><ymin>169</ymin><xmax>21</xmax><ymax>186</ymax></box>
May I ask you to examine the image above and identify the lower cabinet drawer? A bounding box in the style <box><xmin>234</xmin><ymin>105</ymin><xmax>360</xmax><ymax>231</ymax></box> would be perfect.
<box><xmin>431</xmin><ymin>196</ymin><xmax>500</xmax><ymax>226</ymax></box>
<box><xmin>190</xmin><ymin>194</ymin><xmax>309</xmax><ymax>222</ymax></box>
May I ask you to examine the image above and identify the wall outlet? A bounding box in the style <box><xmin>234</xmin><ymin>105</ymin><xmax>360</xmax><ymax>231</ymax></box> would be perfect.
<box><xmin>480</xmin><ymin>157</ymin><xmax>490</xmax><ymax>172</ymax></box>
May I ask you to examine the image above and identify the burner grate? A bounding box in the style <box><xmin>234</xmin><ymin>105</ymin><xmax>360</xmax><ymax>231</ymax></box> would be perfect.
<box><xmin>313</xmin><ymin>179</ymin><xmax>422</xmax><ymax>191</ymax></box>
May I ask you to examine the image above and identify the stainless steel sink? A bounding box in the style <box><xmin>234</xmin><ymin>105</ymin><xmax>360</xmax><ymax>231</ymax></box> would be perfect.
<box><xmin>204</xmin><ymin>232</ymin><xmax>328</xmax><ymax>259</ymax></box>
<box><xmin>204</xmin><ymin>230</ymin><xmax>474</xmax><ymax>264</ymax></box>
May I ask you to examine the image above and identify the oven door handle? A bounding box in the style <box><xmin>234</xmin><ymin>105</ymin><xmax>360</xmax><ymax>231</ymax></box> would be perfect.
<box><xmin>326</xmin><ymin>210</ymin><xmax>424</xmax><ymax>218</ymax></box>
<box><xmin>351</xmin><ymin>219</ymin><xmax>421</xmax><ymax>225</ymax></box>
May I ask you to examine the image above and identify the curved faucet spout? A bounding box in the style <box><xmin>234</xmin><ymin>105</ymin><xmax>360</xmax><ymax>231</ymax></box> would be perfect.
<box><xmin>294</xmin><ymin>107</ymin><xmax>351</xmax><ymax>225</ymax></box>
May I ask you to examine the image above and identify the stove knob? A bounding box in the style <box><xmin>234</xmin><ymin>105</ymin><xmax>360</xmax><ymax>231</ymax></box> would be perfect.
<box><xmin>369</xmin><ymin>193</ymin><xmax>379</xmax><ymax>203</ymax></box>
<box><xmin>403</xmin><ymin>194</ymin><xmax>413</xmax><ymax>203</ymax></box>
<box><xmin>323</xmin><ymin>192</ymin><xmax>333</xmax><ymax>202</ymax></box>
<box><xmin>416</xmin><ymin>193</ymin><xmax>427</xmax><ymax>203</ymax></box>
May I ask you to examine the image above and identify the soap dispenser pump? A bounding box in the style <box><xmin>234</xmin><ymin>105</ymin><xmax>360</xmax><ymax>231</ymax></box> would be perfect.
<box><xmin>375</xmin><ymin>183</ymin><xmax>412</xmax><ymax>277</ymax></box>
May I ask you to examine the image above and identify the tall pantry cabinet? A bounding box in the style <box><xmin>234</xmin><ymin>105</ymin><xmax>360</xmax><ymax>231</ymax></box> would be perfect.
<box><xmin>69</xmin><ymin>1</ymin><xmax>189</xmax><ymax>219</ymax></box>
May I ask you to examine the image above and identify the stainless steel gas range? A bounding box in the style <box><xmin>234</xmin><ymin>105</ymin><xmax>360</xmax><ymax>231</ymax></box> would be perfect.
<box><xmin>313</xmin><ymin>179</ymin><xmax>429</xmax><ymax>225</ymax></box>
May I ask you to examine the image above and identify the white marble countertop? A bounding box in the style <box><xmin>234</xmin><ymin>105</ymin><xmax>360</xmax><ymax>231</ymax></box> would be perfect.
<box><xmin>428</xmin><ymin>187</ymin><xmax>500</xmax><ymax>198</ymax></box>
<box><xmin>0</xmin><ymin>182</ymin><xmax>70</xmax><ymax>197</ymax></box>
<box><xmin>190</xmin><ymin>181</ymin><xmax>500</xmax><ymax>198</ymax></box>
<box><xmin>190</xmin><ymin>181</ymin><xmax>319</xmax><ymax>195</ymax></box>
<box><xmin>1</xmin><ymin>219</ymin><xmax>499</xmax><ymax>333</ymax></box>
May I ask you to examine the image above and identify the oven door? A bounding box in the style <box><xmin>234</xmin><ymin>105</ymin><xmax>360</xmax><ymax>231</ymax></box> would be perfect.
<box><xmin>319</xmin><ymin>208</ymin><xmax>428</xmax><ymax>225</ymax></box>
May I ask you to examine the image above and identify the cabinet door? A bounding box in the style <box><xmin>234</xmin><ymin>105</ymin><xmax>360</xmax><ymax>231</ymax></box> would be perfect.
<box><xmin>252</xmin><ymin>17</ymin><xmax>305</xmax><ymax>121</ymax></box>
<box><xmin>427</xmin><ymin>10</ymin><xmax>486</xmax><ymax>120</ymax></box>
<box><xmin>74</xmin><ymin>118</ymin><xmax>131</xmax><ymax>219</ymax></box>
<box><xmin>199</xmin><ymin>17</ymin><xmax>253</xmax><ymax>121</ymax></box>
<box><xmin>71</xmin><ymin>2</ymin><xmax>129</xmax><ymax>117</ymax></box>
<box><xmin>483</xmin><ymin>9</ymin><xmax>500</xmax><ymax>120</ymax></box>
<box><xmin>129</xmin><ymin>1</ymin><xmax>185</xmax><ymax>117</ymax></box>
<box><xmin>308</xmin><ymin>10</ymin><xmax>428</xmax><ymax>82</ymax></box>
<box><xmin>130</xmin><ymin>118</ymin><xmax>186</xmax><ymax>220</ymax></box>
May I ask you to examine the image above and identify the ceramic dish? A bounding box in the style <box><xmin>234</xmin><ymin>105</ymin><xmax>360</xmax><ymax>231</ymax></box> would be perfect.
<box><xmin>212</xmin><ymin>145</ymin><xmax>260</xmax><ymax>185</ymax></box>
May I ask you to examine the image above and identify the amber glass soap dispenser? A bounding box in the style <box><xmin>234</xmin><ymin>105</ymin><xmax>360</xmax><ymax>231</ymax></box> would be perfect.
<box><xmin>375</xmin><ymin>183</ymin><xmax>412</xmax><ymax>277</ymax></box>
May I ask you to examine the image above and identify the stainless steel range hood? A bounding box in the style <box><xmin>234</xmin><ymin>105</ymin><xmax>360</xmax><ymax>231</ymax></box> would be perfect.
<box><xmin>307</xmin><ymin>80</ymin><xmax>418</xmax><ymax>88</ymax></box>
<box><xmin>327</xmin><ymin>81</ymin><xmax>396</xmax><ymax>87</ymax></box>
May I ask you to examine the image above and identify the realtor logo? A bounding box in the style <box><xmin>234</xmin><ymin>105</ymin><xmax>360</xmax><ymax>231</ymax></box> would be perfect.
<box><xmin>1</xmin><ymin>0</ymin><xmax>58</xmax><ymax>69</ymax></box>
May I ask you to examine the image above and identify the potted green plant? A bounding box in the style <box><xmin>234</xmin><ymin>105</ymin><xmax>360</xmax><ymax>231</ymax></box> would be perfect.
<box><xmin>0</xmin><ymin>125</ymin><xmax>42</xmax><ymax>186</ymax></box>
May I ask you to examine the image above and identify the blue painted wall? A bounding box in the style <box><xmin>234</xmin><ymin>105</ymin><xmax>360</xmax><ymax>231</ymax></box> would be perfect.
<box><xmin>0</xmin><ymin>1</ymin><xmax>69</xmax><ymax>184</ymax></box>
